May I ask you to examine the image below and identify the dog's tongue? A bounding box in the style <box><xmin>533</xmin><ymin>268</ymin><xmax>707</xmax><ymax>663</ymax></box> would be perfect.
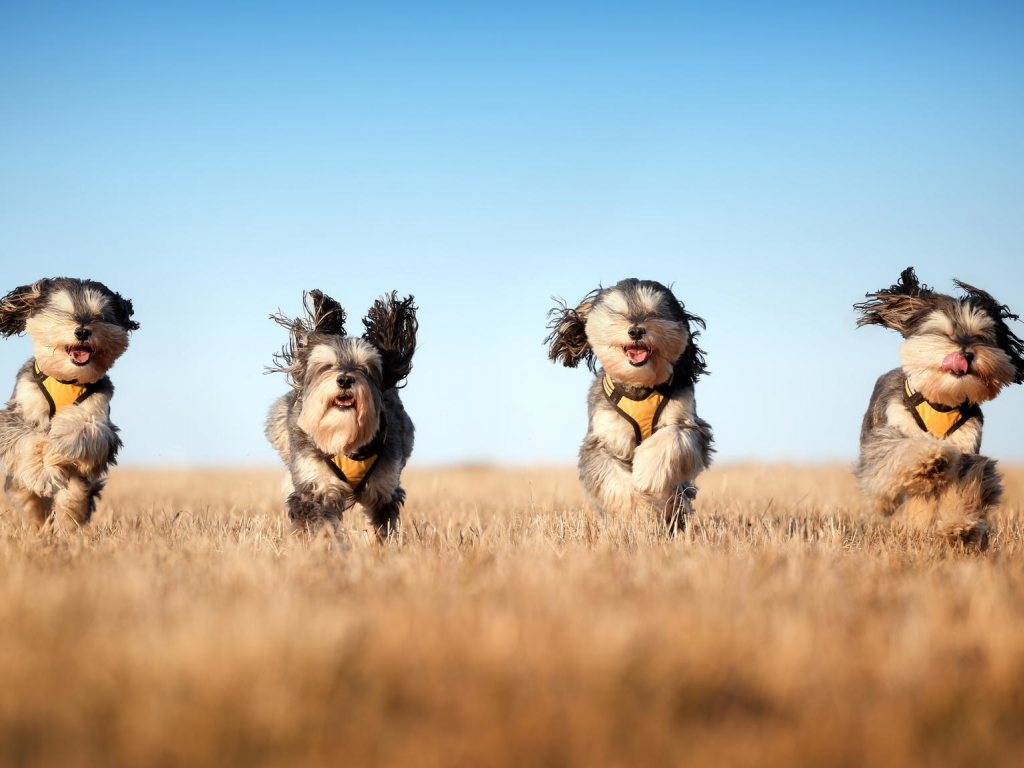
<box><xmin>627</xmin><ymin>347</ymin><xmax>649</xmax><ymax>364</ymax></box>
<box><xmin>70</xmin><ymin>348</ymin><xmax>92</xmax><ymax>365</ymax></box>
<box><xmin>942</xmin><ymin>352</ymin><xmax>969</xmax><ymax>374</ymax></box>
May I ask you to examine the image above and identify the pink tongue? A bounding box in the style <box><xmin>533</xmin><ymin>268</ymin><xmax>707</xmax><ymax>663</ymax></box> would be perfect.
<box><xmin>627</xmin><ymin>348</ymin><xmax>649</xmax><ymax>364</ymax></box>
<box><xmin>942</xmin><ymin>352</ymin><xmax>969</xmax><ymax>373</ymax></box>
<box><xmin>70</xmin><ymin>349</ymin><xmax>91</xmax><ymax>364</ymax></box>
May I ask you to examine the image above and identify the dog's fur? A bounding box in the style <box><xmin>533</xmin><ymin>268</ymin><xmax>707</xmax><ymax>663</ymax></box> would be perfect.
<box><xmin>547</xmin><ymin>279</ymin><xmax>713</xmax><ymax>529</ymax></box>
<box><xmin>855</xmin><ymin>267</ymin><xmax>1024</xmax><ymax>546</ymax></box>
<box><xmin>0</xmin><ymin>277</ymin><xmax>138</xmax><ymax>531</ymax></box>
<box><xmin>265</xmin><ymin>290</ymin><xmax>417</xmax><ymax>539</ymax></box>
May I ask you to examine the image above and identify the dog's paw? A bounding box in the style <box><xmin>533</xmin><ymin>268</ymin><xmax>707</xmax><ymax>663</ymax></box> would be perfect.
<box><xmin>22</xmin><ymin>439</ymin><xmax>68</xmax><ymax>496</ymax></box>
<box><xmin>632</xmin><ymin>461</ymin><xmax>672</xmax><ymax>496</ymax></box>
<box><xmin>938</xmin><ymin>517</ymin><xmax>989</xmax><ymax>550</ymax></box>
<box><xmin>914</xmin><ymin>442</ymin><xmax>960</xmax><ymax>483</ymax></box>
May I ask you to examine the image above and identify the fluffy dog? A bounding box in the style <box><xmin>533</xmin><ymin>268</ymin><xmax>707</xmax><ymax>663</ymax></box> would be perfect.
<box><xmin>265</xmin><ymin>290</ymin><xmax>417</xmax><ymax>538</ymax></box>
<box><xmin>855</xmin><ymin>267</ymin><xmax>1024</xmax><ymax>545</ymax></box>
<box><xmin>547</xmin><ymin>278</ymin><xmax>714</xmax><ymax>529</ymax></box>
<box><xmin>0</xmin><ymin>277</ymin><xmax>139</xmax><ymax>530</ymax></box>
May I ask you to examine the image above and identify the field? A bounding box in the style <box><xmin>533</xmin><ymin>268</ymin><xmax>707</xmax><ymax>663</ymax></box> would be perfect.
<box><xmin>2</xmin><ymin>464</ymin><xmax>1024</xmax><ymax>768</ymax></box>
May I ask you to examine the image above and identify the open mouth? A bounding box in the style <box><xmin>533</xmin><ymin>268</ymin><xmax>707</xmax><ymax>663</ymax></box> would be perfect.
<box><xmin>333</xmin><ymin>394</ymin><xmax>356</xmax><ymax>409</ymax></box>
<box><xmin>623</xmin><ymin>343</ymin><xmax>651</xmax><ymax>367</ymax></box>
<box><xmin>66</xmin><ymin>345</ymin><xmax>93</xmax><ymax>366</ymax></box>
<box><xmin>942</xmin><ymin>352</ymin><xmax>971</xmax><ymax>377</ymax></box>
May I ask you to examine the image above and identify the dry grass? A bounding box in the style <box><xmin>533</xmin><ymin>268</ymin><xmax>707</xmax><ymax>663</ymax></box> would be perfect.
<box><xmin>2</xmin><ymin>464</ymin><xmax>1024</xmax><ymax>767</ymax></box>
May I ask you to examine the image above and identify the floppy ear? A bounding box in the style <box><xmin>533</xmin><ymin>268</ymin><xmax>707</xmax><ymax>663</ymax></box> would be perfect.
<box><xmin>267</xmin><ymin>289</ymin><xmax>346</xmax><ymax>387</ymax></box>
<box><xmin>0</xmin><ymin>279</ymin><xmax>51</xmax><ymax>338</ymax></box>
<box><xmin>362</xmin><ymin>292</ymin><xmax>418</xmax><ymax>389</ymax></box>
<box><xmin>954</xmin><ymin>279</ymin><xmax>1024</xmax><ymax>385</ymax></box>
<box><xmin>109</xmin><ymin>291</ymin><xmax>140</xmax><ymax>332</ymax></box>
<box><xmin>307</xmin><ymin>289</ymin><xmax>346</xmax><ymax>336</ymax></box>
<box><xmin>672</xmin><ymin>302</ymin><xmax>710</xmax><ymax>386</ymax></box>
<box><xmin>545</xmin><ymin>290</ymin><xmax>598</xmax><ymax>372</ymax></box>
<box><xmin>854</xmin><ymin>266</ymin><xmax>935</xmax><ymax>337</ymax></box>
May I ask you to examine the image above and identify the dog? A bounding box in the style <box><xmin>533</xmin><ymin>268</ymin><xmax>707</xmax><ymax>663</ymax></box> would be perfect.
<box><xmin>546</xmin><ymin>278</ymin><xmax>714</xmax><ymax>529</ymax></box>
<box><xmin>0</xmin><ymin>277</ymin><xmax>139</xmax><ymax>531</ymax></box>
<box><xmin>855</xmin><ymin>267</ymin><xmax>1024</xmax><ymax>545</ymax></box>
<box><xmin>265</xmin><ymin>289</ymin><xmax>417</xmax><ymax>538</ymax></box>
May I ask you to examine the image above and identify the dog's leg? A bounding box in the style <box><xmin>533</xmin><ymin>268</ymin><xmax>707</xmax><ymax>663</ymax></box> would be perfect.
<box><xmin>933</xmin><ymin>454</ymin><xmax>1001</xmax><ymax>548</ymax></box>
<box><xmin>578</xmin><ymin>437</ymin><xmax>636</xmax><ymax>517</ymax></box>
<box><xmin>858</xmin><ymin>427</ymin><xmax>961</xmax><ymax>516</ymax></box>
<box><xmin>632</xmin><ymin>425</ymin><xmax>709</xmax><ymax>498</ymax></box>
<box><xmin>664</xmin><ymin>483</ymin><xmax>698</xmax><ymax>533</ymax></box>
<box><xmin>50</xmin><ymin>474</ymin><xmax>92</xmax><ymax>533</ymax></box>
<box><xmin>365</xmin><ymin>496</ymin><xmax>402</xmax><ymax>542</ymax></box>
<box><xmin>4</xmin><ymin>475</ymin><xmax>52</xmax><ymax>526</ymax></box>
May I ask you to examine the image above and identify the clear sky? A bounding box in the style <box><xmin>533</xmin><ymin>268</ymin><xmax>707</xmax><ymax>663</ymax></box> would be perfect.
<box><xmin>2</xmin><ymin>1</ymin><xmax>1022</xmax><ymax>466</ymax></box>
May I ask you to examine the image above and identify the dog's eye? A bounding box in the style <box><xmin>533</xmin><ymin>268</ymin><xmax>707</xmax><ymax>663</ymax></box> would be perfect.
<box><xmin>971</xmin><ymin>334</ymin><xmax>989</xmax><ymax>345</ymax></box>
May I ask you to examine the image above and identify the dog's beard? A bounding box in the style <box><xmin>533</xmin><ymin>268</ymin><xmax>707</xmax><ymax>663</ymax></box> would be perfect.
<box><xmin>25</xmin><ymin>313</ymin><xmax>129</xmax><ymax>384</ymax></box>
<box><xmin>586</xmin><ymin>309</ymin><xmax>688</xmax><ymax>388</ymax></box>
<box><xmin>901</xmin><ymin>334</ymin><xmax>1015</xmax><ymax>406</ymax></box>
<box><xmin>297</xmin><ymin>371</ymin><xmax>381</xmax><ymax>456</ymax></box>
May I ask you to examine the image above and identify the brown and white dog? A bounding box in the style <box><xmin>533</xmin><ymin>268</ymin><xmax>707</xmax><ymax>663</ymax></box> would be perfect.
<box><xmin>855</xmin><ymin>267</ymin><xmax>1024</xmax><ymax>545</ymax></box>
<box><xmin>0</xmin><ymin>278</ymin><xmax>139</xmax><ymax>531</ymax></box>
<box><xmin>547</xmin><ymin>279</ymin><xmax>714</xmax><ymax>529</ymax></box>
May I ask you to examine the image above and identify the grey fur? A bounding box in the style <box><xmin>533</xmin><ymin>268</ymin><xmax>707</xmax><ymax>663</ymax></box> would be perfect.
<box><xmin>265</xmin><ymin>292</ymin><xmax>417</xmax><ymax>539</ymax></box>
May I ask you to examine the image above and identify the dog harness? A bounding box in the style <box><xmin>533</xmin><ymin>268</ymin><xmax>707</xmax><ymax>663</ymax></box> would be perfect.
<box><xmin>904</xmin><ymin>378</ymin><xmax>977</xmax><ymax>440</ymax></box>
<box><xmin>603</xmin><ymin>374</ymin><xmax>673</xmax><ymax>443</ymax></box>
<box><xmin>33</xmin><ymin>362</ymin><xmax>96</xmax><ymax>418</ymax></box>
<box><xmin>325</xmin><ymin>414</ymin><xmax>388</xmax><ymax>493</ymax></box>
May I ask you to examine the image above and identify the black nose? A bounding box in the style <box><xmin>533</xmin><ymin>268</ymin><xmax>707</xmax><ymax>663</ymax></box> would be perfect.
<box><xmin>963</xmin><ymin>351</ymin><xmax>975</xmax><ymax>364</ymax></box>
<box><xmin>628</xmin><ymin>325</ymin><xmax>646</xmax><ymax>341</ymax></box>
<box><xmin>74</xmin><ymin>327</ymin><xmax>92</xmax><ymax>341</ymax></box>
<box><xmin>336</xmin><ymin>374</ymin><xmax>354</xmax><ymax>389</ymax></box>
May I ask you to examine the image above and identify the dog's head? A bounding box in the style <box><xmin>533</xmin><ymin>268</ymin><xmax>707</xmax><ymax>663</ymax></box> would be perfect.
<box><xmin>856</xmin><ymin>266</ymin><xmax>1024</xmax><ymax>405</ymax></box>
<box><xmin>269</xmin><ymin>290</ymin><xmax>417</xmax><ymax>456</ymax></box>
<box><xmin>546</xmin><ymin>278</ymin><xmax>707</xmax><ymax>388</ymax></box>
<box><xmin>0</xmin><ymin>277</ymin><xmax>139</xmax><ymax>384</ymax></box>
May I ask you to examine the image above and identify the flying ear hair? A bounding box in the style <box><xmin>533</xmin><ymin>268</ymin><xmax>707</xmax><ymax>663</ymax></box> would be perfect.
<box><xmin>267</xmin><ymin>289</ymin><xmax>347</xmax><ymax>387</ymax></box>
<box><xmin>362</xmin><ymin>292</ymin><xmax>417</xmax><ymax>389</ymax></box>
<box><xmin>109</xmin><ymin>291</ymin><xmax>140</xmax><ymax>332</ymax></box>
<box><xmin>674</xmin><ymin>308</ymin><xmax>710</xmax><ymax>386</ymax></box>
<box><xmin>854</xmin><ymin>266</ymin><xmax>936</xmax><ymax>338</ymax></box>
<box><xmin>0</xmin><ymin>279</ymin><xmax>51</xmax><ymax>338</ymax></box>
<box><xmin>954</xmin><ymin>279</ymin><xmax>1024</xmax><ymax>385</ymax></box>
<box><xmin>545</xmin><ymin>291</ymin><xmax>598</xmax><ymax>372</ymax></box>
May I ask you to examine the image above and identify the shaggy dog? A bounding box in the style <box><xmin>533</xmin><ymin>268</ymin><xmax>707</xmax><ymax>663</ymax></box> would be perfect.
<box><xmin>0</xmin><ymin>277</ymin><xmax>139</xmax><ymax>531</ymax></box>
<box><xmin>265</xmin><ymin>290</ymin><xmax>417</xmax><ymax>539</ymax></box>
<box><xmin>855</xmin><ymin>267</ymin><xmax>1024</xmax><ymax>546</ymax></box>
<box><xmin>547</xmin><ymin>279</ymin><xmax>713</xmax><ymax>529</ymax></box>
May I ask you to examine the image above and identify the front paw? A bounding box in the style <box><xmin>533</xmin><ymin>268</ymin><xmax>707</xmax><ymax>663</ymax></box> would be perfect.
<box><xmin>633</xmin><ymin>461</ymin><xmax>672</xmax><ymax>496</ymax></box>
<box><xmin>915</xmin><ymin>443</ymin><xmax>960</xmax><ymax>484</ymax></box>
<box><xmin>23</xmin><ymin>447</ymin><xmax>68</xmax><ymax>497</ymax></box>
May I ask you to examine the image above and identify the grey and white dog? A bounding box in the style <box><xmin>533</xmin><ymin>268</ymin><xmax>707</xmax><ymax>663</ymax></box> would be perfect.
<box><xmin>0</xmin><ymin>277</ymin><xmax>139</xmax><ymax>531</ymax></box>
<box><xmin>547</xmin><ymin>279</ymin><xmax>714</xmax><ymax>529</ymax></box>
<box><xmin>265</xmin><ymin>290</ymin><xmax>417</xmax><ymax>538</ymax></box>
<box><xmin>855</xmin><ymin>267</ymin><xmax>1024</xmax><ymax>545</ymax></box>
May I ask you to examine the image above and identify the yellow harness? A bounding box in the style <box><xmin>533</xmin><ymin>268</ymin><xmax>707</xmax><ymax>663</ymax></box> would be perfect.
<box><xmin>603</xmin><ymin>374</ymin><xmax>673</xmax><ymax>442</ymax></box>
<box><xmin>34</xmin><ymin>363</ymin><xmax>95</xmax><ymax>417</ymax></box>
<box><xmin>904</xmin><ymin>378</ymin><xmax>976</xmax><ymax>440</ymax></box>
<box><xmin>329</xmin><ymin>453</ymin><xmax>379</xmax><ymax>491</ymax></box>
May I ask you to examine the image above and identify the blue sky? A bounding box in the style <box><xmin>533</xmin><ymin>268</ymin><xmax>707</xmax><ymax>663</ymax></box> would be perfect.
<box><xmin>1</xmin><ymin>1</ymin><xmax>1022</xmax><ymax>466</ymax></box>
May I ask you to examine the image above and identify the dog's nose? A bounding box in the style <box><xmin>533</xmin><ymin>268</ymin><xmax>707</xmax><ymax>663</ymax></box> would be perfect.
<box><xmin>628</xmin><ymin>325</ymin><xmax>646</xmax><ymax>341</ymax></box>
<box><xmin>74</xmin><ymin>327</ymin><xmax>92</xmax><ymax>341</ymax></box>
<box><xmin>963</xmin><ymin>350</ymin><xmax>975</xmax><ymax>364</ymax></box>
<box><xmin>336</xmin><ymin>374</ymin><xmax>354</xmax><ymax>389</ymax></box>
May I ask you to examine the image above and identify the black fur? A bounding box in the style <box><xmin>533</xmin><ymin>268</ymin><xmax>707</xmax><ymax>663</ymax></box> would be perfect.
<box><xmin>362</xmin><ymin>292</ymin><xmax>418</xmax><ymax>390</ymax></box>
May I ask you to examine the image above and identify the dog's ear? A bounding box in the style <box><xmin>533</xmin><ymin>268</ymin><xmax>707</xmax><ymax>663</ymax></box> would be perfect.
<box><xmin>0</xmin><ymin>279</ymin><xmax>51</xmax><ymax>338</ymax></box>
<box><xmin>306</xmin><ymin>290</ymin><xmax>346</xmax><ymax>337</ymax></box>
<box><xmin>546</xmin><ymin>291</ymin><xmax>598</xmax><ymax>372</ymax></box>
<box><xmin>108</xmin><ymin>290</ymin><xmax>140</xmax><ymax>332</ymax></box>
<box><xmin>672</xmin><ymin>301</ymin><xmax>710</xmax><ymax>386</ymax></box>
<box><xmin>362</xmin><ymin>292</ymin><xmax>417</xmax><ymax>389</ymax></box>
<box><xmin>954</xmin><ymin>279</ymin><xmax>1024</xmax><ymax>385</ymax></box>
<box><xmin>854</xmin><ymin>267</ymin><xmax>936</xmax><ymax>337</ymax></box>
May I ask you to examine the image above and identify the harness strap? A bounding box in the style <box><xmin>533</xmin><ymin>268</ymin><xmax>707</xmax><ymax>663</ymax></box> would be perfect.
<box><xmin>904</xmin><ymin>378</ymin><xmax>974</xmax><ymax>439</ymax></box>
<box><xmin>323</xmin><ymin>413</ymin><xmax>389</xmax><ymax>492</ymax></box>
<box><xmin>603</xmin><ymin>374</ymin><xmax>673</xmax><ymax>443</ymax></box>
<box><xmin>33</xmin><ymin>362</ymin><xmax>95</xmax><ymax>418</ymax></box>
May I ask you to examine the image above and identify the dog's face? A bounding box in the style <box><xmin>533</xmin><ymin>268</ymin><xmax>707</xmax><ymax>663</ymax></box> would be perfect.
<box><xmin>295</xmin><ymin>336</ymin><xmax>384</xmax><ymax>456</ymax></box>
<box><xmin>547</xmin><ymin>279</ymin><xmax>707</xmax><ymax>388</ymax></box>
<box><xmin>270</xmin><ymin>289</ymin><xmax>417</xmax><ymax>456</ymax></box>
<box><xmin>856</xmin><ymin>267</ymin><xmax>1024</xmax><ymax>406</ymax></box>
<box><xmin>0</xmin><ymin>277</ymin><xmax>139</xmax><ymax>384</ymax></box>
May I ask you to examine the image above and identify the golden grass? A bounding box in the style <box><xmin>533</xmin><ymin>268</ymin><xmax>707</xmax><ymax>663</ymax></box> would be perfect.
<box><xmin>2</xmin><ymin>464</ymin><xmax>1024</xmax><ymax>767</ymax></box>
